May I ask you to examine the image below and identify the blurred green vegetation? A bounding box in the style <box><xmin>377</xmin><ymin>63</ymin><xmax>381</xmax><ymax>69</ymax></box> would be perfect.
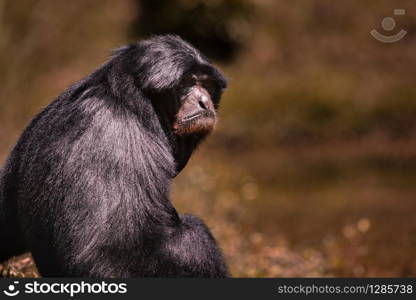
<box><xmin>1</xmin><ymin>0</ymin><xmax>416</xmax><ymax>277</ymax></box>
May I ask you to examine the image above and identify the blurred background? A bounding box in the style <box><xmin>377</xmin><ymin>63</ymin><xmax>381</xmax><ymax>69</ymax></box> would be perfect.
<box><xmin>1</xmin><ymin>0</ymin><xmax>416</xmax><ymax>277</ymax></box>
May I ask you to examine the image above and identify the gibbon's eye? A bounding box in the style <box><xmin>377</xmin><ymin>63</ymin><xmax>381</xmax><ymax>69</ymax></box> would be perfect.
<box><xmin>202</xmin><ymin>79</ymin><xmax>217</xmax><ymax>95</ymax></box>
<box><xmin>178</xmin><ymin>76</ymin><xmax>195</xmax><ymax>90</ymax></box>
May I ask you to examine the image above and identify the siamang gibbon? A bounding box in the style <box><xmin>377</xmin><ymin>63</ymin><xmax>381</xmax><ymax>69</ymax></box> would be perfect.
<box><xmin>0</xmin><ymin>35</ymin><xmax>228</xmax><ymax>277</ymax></box>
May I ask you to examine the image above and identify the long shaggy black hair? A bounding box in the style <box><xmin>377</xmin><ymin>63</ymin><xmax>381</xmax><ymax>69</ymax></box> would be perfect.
<box><xmin>0</xmin><ymin>35</ymin><xmax>228</xmax><ymax>277</ymax></box>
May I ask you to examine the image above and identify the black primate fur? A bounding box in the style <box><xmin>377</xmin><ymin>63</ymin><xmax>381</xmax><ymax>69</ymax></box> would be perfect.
<box><xmin>0</xmin><ymin>35</ymin><xmax>228</xmax><ymax>277</ymax></box>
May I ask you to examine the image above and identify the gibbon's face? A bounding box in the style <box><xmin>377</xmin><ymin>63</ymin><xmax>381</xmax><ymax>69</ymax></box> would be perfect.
<box><xmin>173</xmin><ymin>73</ymin><xmax>222</xmax><ymax>137</ymax></box>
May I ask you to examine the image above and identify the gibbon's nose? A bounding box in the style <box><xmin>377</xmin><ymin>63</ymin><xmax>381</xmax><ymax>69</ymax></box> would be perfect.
<box><xmin>198</xmin><ymin>94</ymin><xmax>211</xmax><ymax>110</ymax></box>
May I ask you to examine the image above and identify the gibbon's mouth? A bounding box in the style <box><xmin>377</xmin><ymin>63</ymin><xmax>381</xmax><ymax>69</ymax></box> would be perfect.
<box><xmin>182</xmin><ymin>112</ymin><xmax>202</xmax><ymax>122</ymax></box>
<box><xmin>182</xmin><ymin>109</ymin><xmax>216</xmax><ymax>122</ymax></box>
<box><xmin>173</xmin><ymin>111</ymin><xmax>217</xmax><ymax>136</ymax></box>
